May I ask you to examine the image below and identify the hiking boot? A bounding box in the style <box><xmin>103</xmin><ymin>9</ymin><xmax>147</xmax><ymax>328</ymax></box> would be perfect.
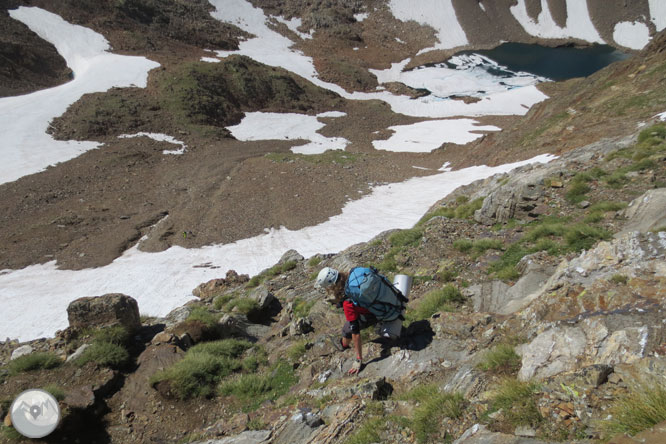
<box><xmin>329</xmin><ymin>335</ymin><xmax>349</xmax><ymax>352</ymax></box>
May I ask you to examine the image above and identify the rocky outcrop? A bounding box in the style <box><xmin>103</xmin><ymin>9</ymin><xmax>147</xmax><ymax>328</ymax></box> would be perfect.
<box><xmin>466</xmin><ymin>253</ymin><xmax>555</xmax><ymax>315</ymax></box>
<box><xmin>67</xmin><ymin>293</ymin><xmax>141</xmax><ymax>332</ymax></box>
<box><xmin>474</xmin><ymin>182</ymin><xmax>545</xmax><ymax>225</ymax></box>
<box><xmin>193</xmin><ymin>270</ymin><xmax>250</xmax><ymax>300</ymax></box>
<box><xmin>517</xmin><ymin>318</ymin><xmax>656</xmax><ymax>381</ymax></box>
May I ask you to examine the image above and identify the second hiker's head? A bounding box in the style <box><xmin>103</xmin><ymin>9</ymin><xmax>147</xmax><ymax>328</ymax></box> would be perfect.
<box><xmin>315</xmin><ymin>267</ymin><xmax>347</xmax><ymax>303</ymax></box>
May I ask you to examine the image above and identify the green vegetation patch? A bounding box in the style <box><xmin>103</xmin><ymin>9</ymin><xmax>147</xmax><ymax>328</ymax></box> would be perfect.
<box><xmin>187</xmin><ymin>306</ymin><xmax>221</xmax><ymax>328</ymax></box>
<box><xmin>389</xmin><ymin>228</ymin><xmax>423</xmax><ymax>248</ymax></box>
<box><xmin>247</xmin><ymin>260</ymin><xmax>298</xmax><ymax>288</ymax></box>
<box><xmin>287</xmin><ymin>340</ymin><xmax>308</xmax><ymax>361</ymax></box>
<box><xmin>293</xmin><ymin>297</ymin><xmax>317</xmax><ymax>319</ymax></box>
<box><xmin>417</xmin><ymin>197</ymin><xmax>485</xmax><ymax>226</ymax></box>
<box><xmin>490</xmin><ymin>217</ymin><xmax>609</xmax><ymax>282</ymax></box>
<box><xmin>6</xmin><ymin>352</ymin><xmax>61</xmax><ymax>376</ymax></box>
<box><xmin>345</xmin><ymin>417</ymin><xmax>385</xmax><ymax>444</ymax></box>
<box><xmin>160</xmin><ymin>55</ymin><xmax>341</xmax><ymax>128</ymax></box>
<box><xmin>218</xmin><ymin>361</ymin><xmax>298</xmax><ymax>412</ymax></box>
<box><xmin>600</xmin><ymin>382</ymin><xmax>666</xmax><ymax>439</ymax></box>
<box><xmin>477</xmin><ymin>344</ymin><xmax>522</xmax><ymax>374</ymax></box>
<box><xmin>604</xmin><ymin>124</ymin><xmax>666</xmax><ymax>188</ymax></box>
<box><xmin>453</xmin><ymin>238</ymin><xmax>504</xmax><ymax>256</ymax></box>
<box><xmin>398</xmin><ymin>384</ymin><xmax>464</xmax><ymax>443</ymax></box>
<box><xmin>150</xmin><ymin>339</ymin><xmax>254</xmax><ymax>400</ymax></box>
<box><xmin>488</xmin><ymin>378</ymin><xmax>542</xmax><ymax>428</ymax></box>
<box><xmin>407</xmin><ymin>285</ymin><xmax>463</xmax><ymax>321</ymax></box>
<box><xmin>75</xmin><ymin>341</ymin><xmax>130</xmax><ymax>369</ymax></box>
<box><xmin>42</xmin><ymin>384</ymin><xmax>66</xmax><ymax>402</ymax></box>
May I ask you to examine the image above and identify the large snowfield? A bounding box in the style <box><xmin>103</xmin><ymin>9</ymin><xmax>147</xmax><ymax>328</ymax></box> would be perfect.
<box><xmin>0</xmin><ymin>1</ymin><xmax>662</xmax><ymax>341</ymax></box>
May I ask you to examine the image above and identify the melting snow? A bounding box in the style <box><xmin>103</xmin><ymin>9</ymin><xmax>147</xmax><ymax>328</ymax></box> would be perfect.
<box><xmin>0</xmin><ymin>7</ymin><xmax>159</xmax><ymax>185</ymax></box>
<box><xmin>613</xmin><ymin>22</ymin><xmax>651</xmax><ymax>50</ymax></box>
<box><xmin>510</xmin><ymin>0</ymin><xmax>603</xmax><ymax>44</ymax></box>
<box><xmin>354</xmin><ymin>13</ymin><xmax>369</xmax><ymax>22</ymax></box>
<box><xmin>388</xmin><ymin>0</ymin><xmax>468</xmax><ymax>52</ymax></box>
<box><xmin>273</xmin><ymin>16</ymin><xmax>313</xmax><ymax>40</ymax></box>
<box><xmin>373</xmin><ymin>119</ymin><xmax>500</xmax><ymax>153</ymax></box>
<box><xmin>118</xmin><ymin>132</ymin><xmax>187</xmax><ymax>155</ymax></box>
<box><xmin>226</xmin><ymin>112</ymin><xmax>349</xmax><ymax>155</ymax></box>
<box><xmin>650</xmin><ymin>0</ymin><xmax>666</xmax><ymax>32</ymax></box>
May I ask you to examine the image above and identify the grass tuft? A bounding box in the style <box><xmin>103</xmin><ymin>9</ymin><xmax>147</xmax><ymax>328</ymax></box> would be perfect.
<box><xmin>7</xmin><ymin>352</ymin><xmax>61</xmax><ymax>376</ymax></box>
<box><xmin>389</xmin><ymin>228</ymin><xmax>423</xmax><ymax>248</ymax></box>
<box><xmin>150</xmin><ymin>339</ymin><xmax>254</xmax><ymax>400</ymax></box>
<box><xmin>407</xmin><ymin>285</ymin><xmax>463</xmax><ymax>321</ymax></box>
<box><xmin>42</xmin><ymin>384</ymin><xmax>66</xmax><ymax>401</ymax></box>
<box><xmin>488</xmin><ymin>378</ymin><xmax>542</xmax><ymax>428</ymax></box>
<box><xmin>187</xmin><ymin>306</ymin><xmax>220</xmax><ymax>328</ymax></box>
<box><xmin>74</xmin><ymin>341</ymin><xmax>130</xmax><ymax>369</ymax></box>
<box><xmin>398</xmin><ymin>384</ymin><xmax>464</xmax><ymax>443</ymax></box>
<box><xmin>218</xmin><ymin>361</ymin><xmax>298</xmax><ymax>412</ymax></box>
<box><xmin>477</xmin><ymin>344</ymin><xmax>521</xmax><ymax>374</ymax></box>
<box><xmin>600</xmin><ymin>383</ymin><xmax>666</xmax><ymax>438</ymax></box>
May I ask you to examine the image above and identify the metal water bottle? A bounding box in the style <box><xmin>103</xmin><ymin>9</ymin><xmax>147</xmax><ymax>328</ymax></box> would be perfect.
<box><xmin>392</xmin><ymin>274</ymin><xmax>412</xmax><ymax>299</ymax></box>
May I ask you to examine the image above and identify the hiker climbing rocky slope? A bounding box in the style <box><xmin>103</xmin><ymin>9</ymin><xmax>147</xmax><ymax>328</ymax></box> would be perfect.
<box><xmin>1</xmin><ymin>1</ymin><xmax>666</xmax><ymax>443</ymax></box>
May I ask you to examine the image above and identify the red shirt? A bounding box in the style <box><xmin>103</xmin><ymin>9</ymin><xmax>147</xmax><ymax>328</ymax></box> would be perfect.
<box><xmin>343</xmin><ymin>300</ymin><xmax>371</xmax><ymax>322</ymax></box>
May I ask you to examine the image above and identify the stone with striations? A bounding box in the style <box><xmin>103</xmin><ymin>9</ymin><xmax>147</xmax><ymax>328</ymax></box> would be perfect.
<box><xmin>67</xmin><ymin>293</ymin><xmax>141</xmax><ymax>332</ymax></box>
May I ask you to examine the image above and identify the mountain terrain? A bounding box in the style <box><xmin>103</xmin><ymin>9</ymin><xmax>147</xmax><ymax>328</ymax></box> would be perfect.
<box><xmin>1</xmin><ymin>0</ymin><xmax>666</xmax><ymax>443</ymax></box>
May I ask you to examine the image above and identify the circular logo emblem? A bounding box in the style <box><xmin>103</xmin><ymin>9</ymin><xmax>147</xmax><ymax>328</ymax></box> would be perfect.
<box><xmin>10</xmin><ymin>389</ymin><xmax>61</xmax><ymax>438</ymax></box>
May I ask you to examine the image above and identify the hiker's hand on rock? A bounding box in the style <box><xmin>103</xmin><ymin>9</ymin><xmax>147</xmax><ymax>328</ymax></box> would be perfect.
<box><xmin>348</xmin><ymin>358</ymin><xmax>363</xmax><ymax>375</ymax></box>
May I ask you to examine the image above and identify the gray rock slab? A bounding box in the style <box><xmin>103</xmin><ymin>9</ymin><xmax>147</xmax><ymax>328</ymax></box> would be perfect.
<box><xmin>618</xmin><ymin>188</ymin><xmax>666</xmax><ymax>236</ymax></box>
<box><xmin>455</xmin><ymin>424</ymin><xmax>555</xmax><ymax>443</ymax></box>
<box><xmin>191</xmin><ymin>430</ymin><xmax>271</xmax><ymax>444</ymax></box>
<box><xmin>10</xmin><ymin>344</ymin><xmax>33</xmax><ymax>360</ymax></box>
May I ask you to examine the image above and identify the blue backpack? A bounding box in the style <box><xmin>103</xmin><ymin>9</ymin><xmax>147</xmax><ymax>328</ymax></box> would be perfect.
<box><xmin>344</xmin><ymin>267</ymin><xmax>408</xmax><ymax>321</ymax></box>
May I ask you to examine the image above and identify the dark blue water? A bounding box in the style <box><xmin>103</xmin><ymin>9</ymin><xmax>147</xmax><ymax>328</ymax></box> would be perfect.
<box><xmin>456</xmin><ymin>43</ymin><xmax>630</xmax><ymax>81</ymax></box>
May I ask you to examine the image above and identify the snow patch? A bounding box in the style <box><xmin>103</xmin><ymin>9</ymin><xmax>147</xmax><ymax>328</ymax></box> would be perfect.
<box><xmin>0</xmin><ymin>7</ymin><xmax>159</xmax><ymax>185</ymax></box>
<box><xmin>317</xmin><ymin>111</ymin><xmax>347</xmax><ymax>118</ymax></box>
<box><xmin>119</xmin><ymin>132</ymin><xmax>187</xmax><ymax>155</ymax></box>
<box><xmin>510</xmin><ymin>0</ymin><xmax>603</xmax><ymax>43</ymax></box>
<box><xmin>0</xmin><ymin>154</ymin><xmax>555</xmax><ymax>341</ymax></box>
<box><xmin>650</xmin><ymin>0</ymin><xmax>666</xmax><ymax>31</ymax></box>
<box><xmin>201</xmin><ymin>56</ymin><xmax>221</xmax><ymax>63</ymax></box>
<box><xmin>389</xmin><ymin>0</ymin><xmax>468</xmax><ymax>51</ymax></box>
<box><xmin>226</xmin><ymin>112</ymin><xmax>349</xmax><ymax>155</ymax></box>
<box><xmin>372</xmin><ymin>119</ymin><xmax>500</xmax><ymax>153</ymax></box>
<box><xmin>273</xmin><ymin>16</ymin><xmax>313</xmax><ymax>40</ymax></box>
<box><xmin>657</xmin><ymin>111</ymin><xmax>666</xmax><ymax>121</ymax></box>
<box><xmin>354</xmin><ymin>13</ymin><xmax>369</xmax><ymax>22</ymax></box>
<box><xmin>613</xmin><ymin>21</ymin><xmax>651</xmax><ymax>50</ymax></box>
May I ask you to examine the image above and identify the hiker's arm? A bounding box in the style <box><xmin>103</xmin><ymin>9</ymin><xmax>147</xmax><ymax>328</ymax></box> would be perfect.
<box><xmin>347</xmin><ymin>333</ymin><xmax>363</xmax><ymax>375</ymax></box>
<box><xmin>352</xmin><ymin>333</ymin><xmax>362</xmax><ymax>361</ymax></box>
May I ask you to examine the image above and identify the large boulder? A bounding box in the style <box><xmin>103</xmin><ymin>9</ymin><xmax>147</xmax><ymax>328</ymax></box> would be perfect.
<box><xmin>67</xmin><ymin>293</ymin><xmax>141</xmax><ymax>332</ymax></box>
